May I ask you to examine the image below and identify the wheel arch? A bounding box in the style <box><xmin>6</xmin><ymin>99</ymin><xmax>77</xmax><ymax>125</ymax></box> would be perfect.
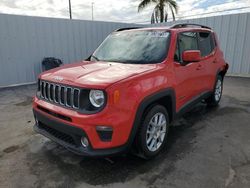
<box><xmin>127</xmin><ymin>88</ymin><xmax>176</xmax><ymax>148</ymax></box>
<box><xmin>217</xmin><ymin>63</ymin><xmax>229</xmax><ymax>80</ymax></box>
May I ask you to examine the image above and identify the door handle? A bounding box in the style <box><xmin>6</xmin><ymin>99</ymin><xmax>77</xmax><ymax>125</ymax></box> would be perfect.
<box><xmin>196</xmin><ymin>64</ymin><xmax>202</xmax><ymax>70</ymax></box>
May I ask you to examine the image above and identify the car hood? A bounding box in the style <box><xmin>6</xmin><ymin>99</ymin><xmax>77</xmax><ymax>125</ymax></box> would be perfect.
<box><xmin>40</xmin><ymin>61</ymin><xmax>158</xmax><ymax>89</ymax></box>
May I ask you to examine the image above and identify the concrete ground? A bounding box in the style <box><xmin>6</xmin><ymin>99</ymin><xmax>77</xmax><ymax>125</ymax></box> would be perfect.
<box><xmin>0</xmin><ymin>77</ymin><xmax>250</xmax><ymax>188</ymax></box>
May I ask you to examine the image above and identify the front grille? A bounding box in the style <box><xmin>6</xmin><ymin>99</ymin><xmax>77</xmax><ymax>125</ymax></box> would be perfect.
<box><xmin>39</xmin><ymin>80</ymin><xmax>80</xmax><ymax>109</ymax></box>
<box><xmin>38</xmin><ymin>121</ymin><xmax>76</xmax><ymax>146</ymax></box>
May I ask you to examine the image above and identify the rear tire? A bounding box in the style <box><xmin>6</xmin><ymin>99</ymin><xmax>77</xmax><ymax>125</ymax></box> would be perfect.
<box><xmin>135</xmin><ymin>105</ymin><xmax>169</xmax><ymax>159</ymax></box>
<box><xmin>206</xmin><ymin>75</ymin><xmax>223</xmax><ymax>106</ymax></box>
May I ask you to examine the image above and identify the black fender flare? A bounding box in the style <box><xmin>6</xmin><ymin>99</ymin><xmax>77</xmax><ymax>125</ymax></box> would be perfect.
<box><xmin>215</xmin><ymin>63</ymin><xmax>228</xmax><ymax>88</ymax></box>
<box><xmin>126</xmin><ymin>88</ymin><xmax>176</xmax><ymax>148</ymax></box>
<box><xmin>216</xmin><ymin>63</ymin><xmax>229</xmax><ymax>80</ymax></box>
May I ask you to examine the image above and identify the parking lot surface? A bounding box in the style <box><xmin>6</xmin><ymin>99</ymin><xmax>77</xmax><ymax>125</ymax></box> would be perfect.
<box><xmin>0</xmin><ymin>77</ymin><xmax>250</xmax><ymax>188</ymax></box>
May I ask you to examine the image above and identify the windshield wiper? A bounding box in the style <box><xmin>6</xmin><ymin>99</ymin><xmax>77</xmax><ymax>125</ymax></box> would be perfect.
<box><xmin>91</xmin><ymin>54</ymin><xmax>100</xmax><ymax>61</ymax></box>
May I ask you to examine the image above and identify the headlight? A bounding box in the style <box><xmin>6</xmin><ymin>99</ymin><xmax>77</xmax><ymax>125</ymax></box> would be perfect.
<box><xmin>89</xmin><ymin>90</ymin><xmax>105</xmax><ymax>108</ymax></box>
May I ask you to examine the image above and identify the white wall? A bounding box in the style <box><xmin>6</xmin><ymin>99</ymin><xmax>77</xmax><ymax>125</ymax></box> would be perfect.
<box><xmin>151</xmin><ymin>12</ymin><xmax>250</xmax><ymax>77</ymax></box>
<box><xmin>0</xmin><ymin>14</ymin><xmax>139</xmax><ymax>87</ymax></box>
<box><xmin>0</xmin><ymin>12</ymin><xmax>250</xmax><ymax>87</ymax></box>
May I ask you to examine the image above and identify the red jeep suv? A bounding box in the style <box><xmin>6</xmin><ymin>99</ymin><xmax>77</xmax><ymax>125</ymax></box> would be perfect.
<box><xmin>33</xmin><ymin>24</ymin><xmax>228</xmax><ymax>159</ymax></box>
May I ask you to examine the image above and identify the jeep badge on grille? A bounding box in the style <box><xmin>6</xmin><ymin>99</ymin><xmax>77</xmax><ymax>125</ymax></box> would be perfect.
<box><xmin>54</xmin><ymin>76</ymin><xmax>63</xmax><ymax>81</ymax></box>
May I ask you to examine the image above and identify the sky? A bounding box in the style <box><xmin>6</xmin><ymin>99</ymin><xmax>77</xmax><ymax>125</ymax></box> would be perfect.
<box><xmin>0</xmin><ymin>0</ymin><xmax>249</xmax><ymax>23</ymax></box>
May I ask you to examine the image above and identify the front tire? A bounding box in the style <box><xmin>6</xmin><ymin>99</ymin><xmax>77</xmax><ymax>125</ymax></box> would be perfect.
<box><xmin>206</xmin><ymin>75</ymin><xmax>223</xmax><ymax>106</ymax></box>
<box><xmin>135</xmin><ymin>105</ymin><xmax>169</xmax><ymax>159</ymax></box>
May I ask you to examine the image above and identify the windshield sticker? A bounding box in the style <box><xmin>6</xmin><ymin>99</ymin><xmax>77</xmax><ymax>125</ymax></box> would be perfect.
<box><xmin>111</xmin><ymin>31</ymin><xmax>169</xmax><ymax>38</ymax></box>
<box><xmin>147</xmin><ymin>31</ymin><xmax>169</xmax><ymax>38</ymax></box>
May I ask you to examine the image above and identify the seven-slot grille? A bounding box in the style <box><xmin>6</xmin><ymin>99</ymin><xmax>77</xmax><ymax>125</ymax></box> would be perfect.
<box><xmin>39</xmin><ymin>80</ymin><xmax>81</xmax><ymax>109</ymax></box>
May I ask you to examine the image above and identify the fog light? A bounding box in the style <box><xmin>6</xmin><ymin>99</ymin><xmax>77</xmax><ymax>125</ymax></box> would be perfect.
<box><xmin>81</xmin><ymin>136</ymin><xmax>89</xmax><ymax>148</ymax></box>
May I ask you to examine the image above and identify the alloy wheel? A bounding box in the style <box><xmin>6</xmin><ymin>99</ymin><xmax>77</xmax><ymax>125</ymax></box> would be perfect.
<box><xmin>215</xmin><ymin>79</ymin><xmax>222</xmax><ymax>101</ymax></box>
<box><xmin>146</xmin><ymin>112</ymin><xmax>167</xmax><ymax>152</ymax></box>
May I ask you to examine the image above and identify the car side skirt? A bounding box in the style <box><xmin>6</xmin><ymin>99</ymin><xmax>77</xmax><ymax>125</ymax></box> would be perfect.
<box><xmin>175</xmin><ymin>91</ymin><xmax>212</xmax><ymax>119</ymax></box>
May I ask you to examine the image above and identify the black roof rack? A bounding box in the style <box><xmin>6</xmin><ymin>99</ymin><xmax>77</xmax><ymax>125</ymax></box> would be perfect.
<box><xmin>170</xmin><ymin>23</ymin><xmax>211</xmax><ymax>29</ymax></box>
<box><xmin>115</xmin><ymin>27</ymin><xmax>143</xmax><ymax>32</ymax></box>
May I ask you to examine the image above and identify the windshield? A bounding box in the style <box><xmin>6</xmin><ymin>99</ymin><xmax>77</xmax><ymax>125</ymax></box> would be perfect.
<box><xmin>91</xmin><ymin>30</ymin><xmax>170</xmax><ymax>64</ymax></box>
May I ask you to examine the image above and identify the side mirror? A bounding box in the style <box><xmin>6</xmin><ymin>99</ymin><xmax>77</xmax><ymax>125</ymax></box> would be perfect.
<box><xmin>182</xmin><ymin>50</ymin><xmax>201</xmax><ymax>63</ymax></box>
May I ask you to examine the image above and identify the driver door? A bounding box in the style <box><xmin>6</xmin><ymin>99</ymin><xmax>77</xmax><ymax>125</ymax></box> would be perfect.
<box><xmin>173</xmin><ymin>31</ymin><xmax>202</xmax><ymax>111</ymax></box>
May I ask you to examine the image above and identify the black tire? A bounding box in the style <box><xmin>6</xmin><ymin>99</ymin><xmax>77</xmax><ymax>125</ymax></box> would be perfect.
<box><xmin>135</xmin><ymin>105</ymin><xmax>169</xmax><ymax>159</ymax></box>
<box><xmin>206</xmin><ymin>75</ymin><xmax>223</xmax><ymax>106</ymax></box>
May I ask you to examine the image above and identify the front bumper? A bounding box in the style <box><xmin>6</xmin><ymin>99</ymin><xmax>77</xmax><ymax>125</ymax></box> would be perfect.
<box><xmin>33</xmin><ymin>109</ymin><xmax>128</xmax><ymax>157</ymax></box>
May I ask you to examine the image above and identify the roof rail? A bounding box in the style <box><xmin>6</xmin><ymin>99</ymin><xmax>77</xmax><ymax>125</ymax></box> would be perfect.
<box><xmin>115</xmin><ymin>27</ymin><xmax>143</xmax><ymax>32</ymax></box>
<box><xmin>170</xmin><ymin>23</ymin><xmax>211</xmax><ymax>29</ymax></box>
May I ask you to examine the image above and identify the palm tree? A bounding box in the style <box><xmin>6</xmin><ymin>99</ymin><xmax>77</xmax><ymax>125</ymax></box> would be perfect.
<box><xmin>138</xmin><ymin>0</ymin><xmax>178</xmax><ymax>24</ymax></box>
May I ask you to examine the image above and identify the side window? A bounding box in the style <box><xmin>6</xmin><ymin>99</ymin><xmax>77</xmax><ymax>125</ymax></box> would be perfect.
<box><xmin>198</xmin><ymin>32</ymin><xmax>215</xmax><ymax>57</ymax></box>
<box><xmin>175</xmin><ymin>32</ymin><xmax>198</xmax><ymax>62</ymax></box>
